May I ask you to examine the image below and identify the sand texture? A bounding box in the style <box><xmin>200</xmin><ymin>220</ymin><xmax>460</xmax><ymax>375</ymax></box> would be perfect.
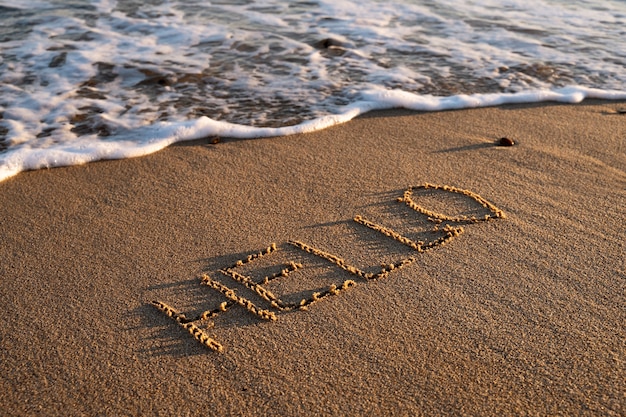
<box><xmin>0</xmin><ymin>101</ymin><xmax>624</xmax><ymax>416</ymax></box>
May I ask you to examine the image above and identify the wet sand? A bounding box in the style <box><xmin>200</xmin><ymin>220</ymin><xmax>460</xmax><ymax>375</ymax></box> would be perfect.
<box><xmin>0</xmin><ymin>100</ymin><xmax>624</xmax><ymax>416</ymax></box>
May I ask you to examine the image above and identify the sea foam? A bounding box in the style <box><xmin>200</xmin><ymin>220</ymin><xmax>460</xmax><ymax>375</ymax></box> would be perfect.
<box><xmin>2</xmin><ymin>86</ymin><xmax>624</xmax><ymax>183</ymax></box>
<box><xmin>0</xmin><ymin>0</ymin><xmax>625</xmax><ymax>182</ymax></box>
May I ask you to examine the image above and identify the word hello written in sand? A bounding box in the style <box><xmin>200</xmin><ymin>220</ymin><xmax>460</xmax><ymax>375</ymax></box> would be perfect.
<box><xmin>152</xmin><ymin>184</ymin><xmax>506</xmax><ymax>352</ymax></box>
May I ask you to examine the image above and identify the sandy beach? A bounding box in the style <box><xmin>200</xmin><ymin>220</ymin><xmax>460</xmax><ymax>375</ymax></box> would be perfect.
<box><xmin>0</xmin><ymin>100</ymin><xmax>624</xmax><ymax>416</ymax></box>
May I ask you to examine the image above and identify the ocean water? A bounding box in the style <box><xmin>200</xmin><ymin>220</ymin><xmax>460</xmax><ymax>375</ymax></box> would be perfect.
<box><xmin>0</xmin><ymin>0</ymin><xmax>625</xmax><ymax>182</ymax></box>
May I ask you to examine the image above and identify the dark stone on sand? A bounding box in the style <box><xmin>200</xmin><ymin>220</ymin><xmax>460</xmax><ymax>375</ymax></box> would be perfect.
<box><xmin>497</xmin><ymin>137</ymin><xmax>515</xmax><ymax>146</ymax></box>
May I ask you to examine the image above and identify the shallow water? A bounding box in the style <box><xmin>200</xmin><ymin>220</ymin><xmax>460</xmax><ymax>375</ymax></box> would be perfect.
<box><xmin>0</xmin><ymin>0</ymin><xmax>625</xmax><ymax>181</ymax></box>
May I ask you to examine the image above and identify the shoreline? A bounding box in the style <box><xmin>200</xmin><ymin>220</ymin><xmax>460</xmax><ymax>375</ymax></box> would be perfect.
<box><xmin>2</xmin><ymin>88</ymin><xmax>626</xmax><ymax>184</ymax></box>
<box><xmin>0</xmin><ymin>100</ymin><xmax>624</xmax><ymax>416</ymax></box>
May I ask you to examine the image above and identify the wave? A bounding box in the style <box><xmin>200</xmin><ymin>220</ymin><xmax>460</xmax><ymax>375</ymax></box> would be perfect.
<box><xmin>1</xmin><ymin>85</ymin><xmax>624</xmax><ymax>182</ymax></box>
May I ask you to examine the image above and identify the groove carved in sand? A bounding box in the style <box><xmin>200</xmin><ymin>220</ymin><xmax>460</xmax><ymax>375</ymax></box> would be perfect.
<box><xmin>152</xmin><ymin>184</ymin><xmax>505</xmax><ymax>352</ymax></box>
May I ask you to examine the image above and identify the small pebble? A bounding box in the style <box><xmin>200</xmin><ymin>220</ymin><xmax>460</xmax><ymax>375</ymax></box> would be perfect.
<box><xmin>497</xmin><ymin>137</ymin><xmax>515</xmax><ymax>146</ymax></box>
<box><xmin>617</xmin><ymin>108</ymin><xmax>626</xmax><ymax>114</ymax></box>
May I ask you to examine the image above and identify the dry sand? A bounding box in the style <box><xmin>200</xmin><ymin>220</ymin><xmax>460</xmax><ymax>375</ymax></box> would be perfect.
<box><xmin>0</xmin><ymin>100</ymin><xmax>624</xmax><ymax>416</ymax></box>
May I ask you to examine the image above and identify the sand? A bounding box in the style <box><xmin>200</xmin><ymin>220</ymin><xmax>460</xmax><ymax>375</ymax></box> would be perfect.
<box><xmin>0</xmin><ymin>100</ymin><xmax>624</xmax><ymax>416</ymax></box>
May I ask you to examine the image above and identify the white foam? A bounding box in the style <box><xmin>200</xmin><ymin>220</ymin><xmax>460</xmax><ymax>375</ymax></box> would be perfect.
<box><xmin>2</xmin><ymin>86</ymin><xmax>624</xmax><ymax>183</ymax></box>
<box><xmin>0</xmin><ymin>0</ymin><xmax>625</xmax><ymax>182</ymax></box>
